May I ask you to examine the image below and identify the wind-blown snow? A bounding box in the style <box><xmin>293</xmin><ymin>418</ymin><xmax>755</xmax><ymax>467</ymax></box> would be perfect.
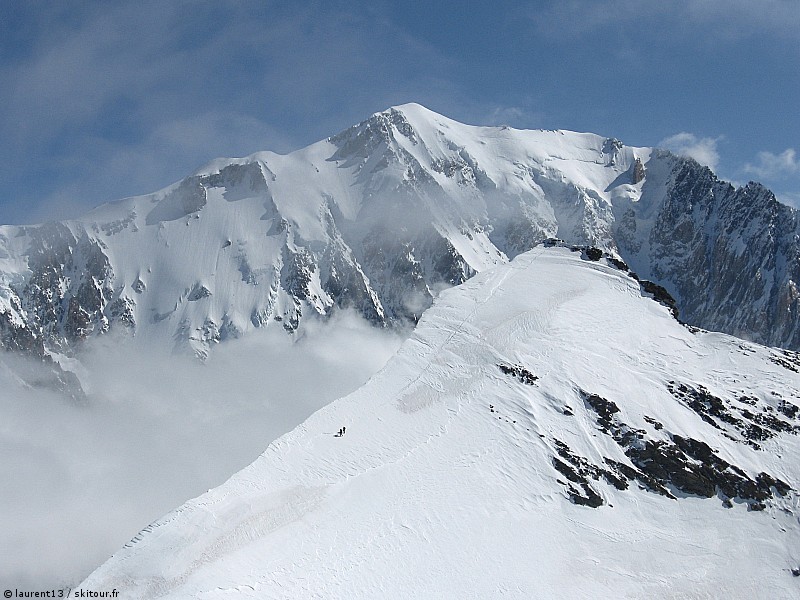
<box><xmin>81</xmin><ymin>248</ymin><xmax>800</xmax><ymax>598</ymax></box>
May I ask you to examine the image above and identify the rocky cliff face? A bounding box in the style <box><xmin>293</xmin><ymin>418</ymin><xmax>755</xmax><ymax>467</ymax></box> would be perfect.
<box><xmin>615</xmin><ymin>153</ymin><xmax>800</xmax><ymax>349</ymax></box>
<box><xmin>1</xmin><ymin>104</ymin><xmax>798</xmax><ymax>362</ymax></box>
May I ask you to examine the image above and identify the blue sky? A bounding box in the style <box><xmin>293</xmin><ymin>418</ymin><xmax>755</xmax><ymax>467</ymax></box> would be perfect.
<box><xmin>1</xmin><ymin>0</ymin><xmax>798</xmax><ymax>224</ymax></box>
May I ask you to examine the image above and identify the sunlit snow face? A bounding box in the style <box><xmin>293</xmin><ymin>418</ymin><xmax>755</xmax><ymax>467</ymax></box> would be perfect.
<box><xmin>0</xmin><ymin>310</ymin><xmax>405</xmax><ymax>589</ymax></box>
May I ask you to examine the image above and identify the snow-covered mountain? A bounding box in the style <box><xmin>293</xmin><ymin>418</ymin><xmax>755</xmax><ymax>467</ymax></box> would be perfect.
<box><xmin>2</xmin><ymin>103</ymin><xmax>799</xmax><ymax>364</ymax></box>
<box><xmin>79</xmin><ymin>247</ymin><xmax>800</xmax><ymax>598</ymax></box>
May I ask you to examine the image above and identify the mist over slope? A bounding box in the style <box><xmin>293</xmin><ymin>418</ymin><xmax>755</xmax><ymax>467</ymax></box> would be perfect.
<box><xmin>81</xmin><ymin>247</ymin><xmax>800</xmax><ymax>598</ymax></box>
<box><xmin>0</xmin><ymin>312</ymin><xmax>404</xmax><ymax>589</ymax></box>
<box><xmin>1</xmin><ymin>103</ymin><xmax>799</xmax><ymax>369</ymax></box>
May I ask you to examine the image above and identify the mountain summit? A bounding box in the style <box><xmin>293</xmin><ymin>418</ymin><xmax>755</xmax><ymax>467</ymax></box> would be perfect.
<box><xmin>1</xmin><ymin>104</ymin><xmax>798</xmax><ymax>361</ymax></box>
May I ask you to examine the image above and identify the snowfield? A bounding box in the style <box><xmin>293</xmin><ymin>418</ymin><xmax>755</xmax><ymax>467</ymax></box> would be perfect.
<box><xmin>80</xmin><ymin>247</ymin><xmax>800</xmax><ymax>598</ymax></box>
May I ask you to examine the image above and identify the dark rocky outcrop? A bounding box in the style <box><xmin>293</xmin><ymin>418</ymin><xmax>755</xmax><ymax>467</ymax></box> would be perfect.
<box><xmin>551</xmin><ymin>389</ymin><xmax>796</xmax><ymax>510</ymax></box>
<box><xmin>639</xmin><ymin>280</ymin><xmax>680</xmax><ymax>320</ymax></box>
<box><xmin>630</xmin><ymin>158</ymin><xmax>645</xmax><ymax>184</ymax></box>
<box><xmin>498</xmin><ymin>363</ymin><xmax>538</xmax><ymax>385</ymax></box>
<box><xmin>584</xmin><ymin>247</ymin><xmax>603</xmax><ymax>261</ymax></box>
<box><xmin>667</xmin><ymin>381</ymin><xmax>800</xmax><ymax>449</ymax></box>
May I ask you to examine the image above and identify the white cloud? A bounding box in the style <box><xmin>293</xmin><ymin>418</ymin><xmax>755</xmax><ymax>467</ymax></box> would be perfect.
<box><xmin>0</xmin><ymin>312</ymin><xmax>406</xmax><ymax>589</ymax></box>
<box><xmin>658</xmin><ymin>132</ymin><xmax>722</xmax><ymax>170</ymax></box>
<box><xmin>744</xmin><ymin>148</ymin><xmax>800</xmax><ymax>179</ymax></box>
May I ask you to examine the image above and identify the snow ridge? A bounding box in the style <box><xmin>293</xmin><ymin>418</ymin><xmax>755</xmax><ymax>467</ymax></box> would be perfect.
<box><xmin>79</xmin><ymin>247</ymin><xmax>800</xmax><ymax>598</ymax></box>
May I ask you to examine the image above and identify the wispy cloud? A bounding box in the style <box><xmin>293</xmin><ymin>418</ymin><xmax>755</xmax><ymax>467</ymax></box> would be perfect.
<box><xmin>685</xmin><ymin>0</ymin><xmax>800</xmax><ymax>40</ymax></box>
<box><xmin>658</xmin><ymin>132</ymin><xmax>723</xmax><ymax>170</ymax></box>
<box><xmin>482</xmin><ymin>105</ymin><xmax>545</xmax><ymax>129</ymax></box>
<box><xmin>744</xmin><ymin>148</ymin><xmax>800</xmax><ymax>179</ymax></box>
<box><xmin>528</xmin><ymin>1</ymin><xmax>670</xmax><ymax>37</ymax></box>
<box><xmin>528</xmin><ymin>0</ymin><xmax>800</xmax><ymax>42</ymax></box>
<box><xmin>0</xmin><ymin>1</ymin><xmax>455</xmax><ymax>224</ymax></box>
<box><xmin>24</xmin><ymin>111</ymin><xmax>297</xmax><ymax>224</ymax></box>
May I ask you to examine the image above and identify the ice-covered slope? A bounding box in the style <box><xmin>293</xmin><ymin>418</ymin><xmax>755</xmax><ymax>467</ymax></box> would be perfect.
<box><xmin>80</xmin><ymin>247</ymin><xmax>800</xmax><ymax>598</ymax></box>
<box><xmin>3</xmin><ymin>103</ymin><xmax>798</xmax><ymax>364</ymax></box>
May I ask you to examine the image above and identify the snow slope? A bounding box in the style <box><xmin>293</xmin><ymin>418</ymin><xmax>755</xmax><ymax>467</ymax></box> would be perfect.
<box><xmin>80</xmin><ymin>247</ymin><xmax>800</xmax><ymax>598</ymax></box>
